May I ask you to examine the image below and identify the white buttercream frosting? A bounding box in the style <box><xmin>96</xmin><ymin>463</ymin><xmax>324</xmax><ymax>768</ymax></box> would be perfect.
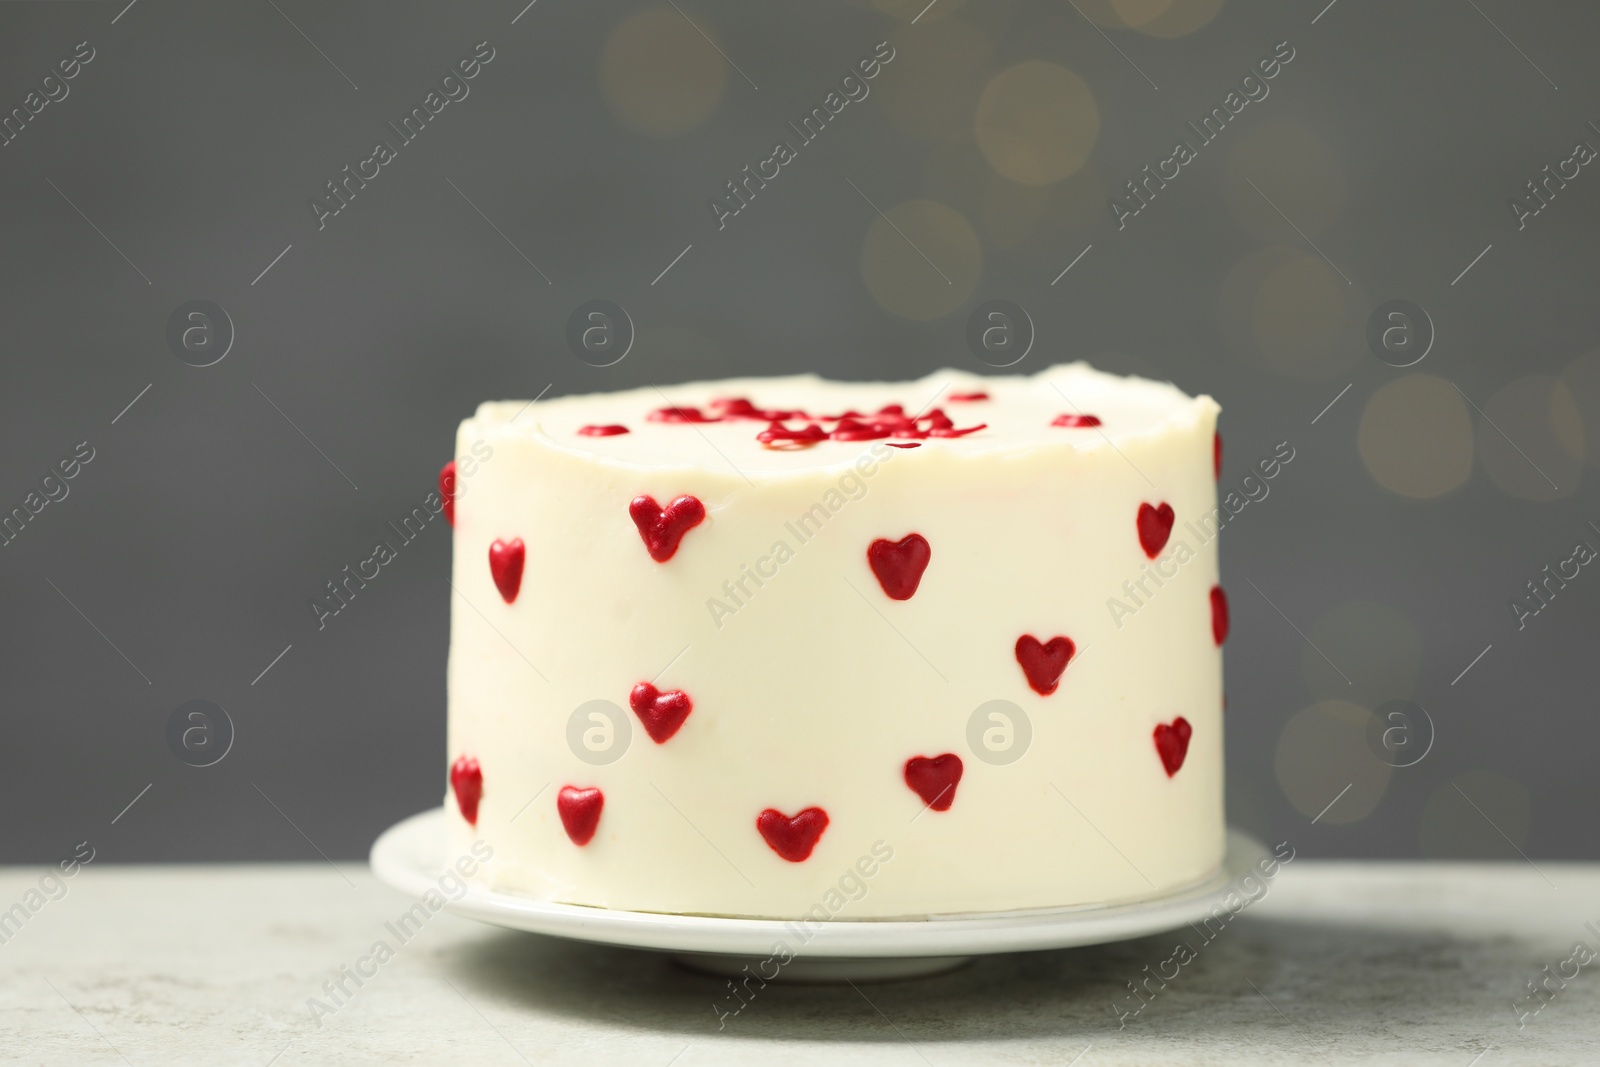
<box><xmin>446</xmin><ymin>363</ymin><xmax>1225</xmax><ymax>919</ymax></box>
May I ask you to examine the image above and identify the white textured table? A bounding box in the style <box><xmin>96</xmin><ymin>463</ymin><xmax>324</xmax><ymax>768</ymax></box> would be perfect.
<box><xmin>2</xmin><ymin>862</ymin><xmax>1595</xmax><ymax>1065</ymax></box>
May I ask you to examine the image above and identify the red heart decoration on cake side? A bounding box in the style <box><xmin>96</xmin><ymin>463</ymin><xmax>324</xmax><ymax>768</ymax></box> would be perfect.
<box><xmin>630</xmin><ymin>494</ymin><xmax>707</xmax><ymax>562</ymax></box>
<box><xmin>756</xmin><ymin>807</ymin><xmax>829</xmax><ymax>862</ymax></box>
<box><xmin>1137</xmin><ymin>502</ymin><xmax>1175</xmax><ymax>559</ymax></box>
<box><xmin>1153</xmin><ymin>717</ymin><xmax>1193</xmax><ymax>777</ymax></box>
<box><xmin>450</xmin><ymin>755</ymin><xmax>483</xmax><ymax>826</ymax></box>
<box><xmin>557</xmin><ymin>786</ymin><xmax>604</xmax><ymax>846</ymax></box>
<box><xmin>439</xmin><ymin>461</ymin><xmax>457</xmax><ymax>526</ymax></box>
<box><xmin>1213</xmin><ymin>433</ymin><xmax>1222</xmax><ymax>481</ymax></box>
<box><xmin>629</xmin><ymin>682</ymin><xmax>693</xmax><ymax>743</ymax></box>
<box><xmin>1210</xmin><ymin>585</ymin><xmax>1230</xmax><ymax>646</ymax></box>
<box><xmin>904</xmin><ymin>754</ymin><xmax>963</xmax><ymax>811</ymax></box>
<box><xmin>867</xmin><ymin>534</ymin><xmax>931</xmax><ymax>600</ymax></box>
<box><xmin>488</xmin><ymin>538</ymin><xmax>524</xmax><ymax>603</ymax></box>
<box><xmin>1015</xmin><ymin>634</ymin><xmax>1075</xmax><ymax>696</ymax></box>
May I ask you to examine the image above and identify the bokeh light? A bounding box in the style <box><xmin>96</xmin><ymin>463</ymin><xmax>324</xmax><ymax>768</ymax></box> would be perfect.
<box><xmin>859</xmin><ymin>199</ymin><xmax>982</xmax><ymax>319</ymax></box>
<box><xmin>600</xmin><ymin>8</ymin><xmax>727</xmax><ymax>137</ymax></box>
<box><xmin>1111</xmin><ymin>0</ymin><xmax>1172</xmax><ymax>26</ymax></box>
<box><xmin>1070</xmin><ymin>0</ymin><xmax>1222</xmax><ymax>34</ymax></box>
<box><xmin>1274</xmin><ymin>700</ymin><xmax>1392</xmax><ymax>824</ymax></box>
<box><xmin>1252</xmin><ymin>255</ymin><xmax>1363</xmax><ymax>379</ymax></box>
<box><xmin>1218</xmin><ymin>247</ymin><xmax>1365</xmax><ymax>381</ymax></box>
<box><xmin>1419</xmin><ymin>771</ymin><xmax>1532</xmax><ymax>860</ymax></box>
<box><xmin>1070</xmin><ymin>0</ymin><xmax>1136</xmax><ymax>27</ymax></box>
<box><xmin>1225</xmin><ymin>120</ymin><xmax>1346</xmax><ymax>241</ymax></box>
<box><xmin>1476</xmin><ymin>376</ymin><xmax>1582</xmax><ymax>502</ymax></box>
<box><xmin>924</xmin><ymin>141</ymin><xmax>1104</xmax><ymax>247</ymax></box>
<box><xmin>1302</xmin><ymin>600</ymin><xmax>1421</xmax><ymax>703</ymax></box>
<box><xmin>879</xmin><ymin>18</ymin><xmax>994</xmax><ymax>142</ymax></box>
<box><xmin>1358</xmin><ymin>374</ymin><xmax>1475</xmax><ymax>498</ymax></box>
<box><xmin>1560</xmin><ymin>351</ymin><xmax>1600</xmax><ymax>464</ymax></box>
<box><xmin>975</xmin><ymin>61</ymin><xmax>1099</xmax><ymax>185</ymax></box>
<box><xmin>1131</xmin><ymin>0</ymin><xmax>1224</xmax><ymax>37</ymax></box>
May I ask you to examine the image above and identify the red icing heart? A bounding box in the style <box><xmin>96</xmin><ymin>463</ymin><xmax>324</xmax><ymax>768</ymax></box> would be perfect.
<box><xmin>450</xmin><ymin>755</ymin><xmax>482</xmax><ymax>826</ymax></box>
<box><xmin>867</xmin><ymin>534</ymin><xmax>931</xmax><ymax>600</ymax></box>
<box><xmin>1051</xmin><ymin>413</ymin><xmax>1101</xmax><ymax>428</ymax></box>
<box><xmin>557</xmin><ymin>785</ymin><xmax>604</xmax><ymax>846</ymax></box>
<box><xmin>1154</xmin><ymin>717</ymin><xmax>1192</xmax><ymax>777</ymax></box>
<box><xmin>904</xmin><ymin>754</ymin><xmax>963</xmax><ymax>811</ymax></box>
<box><xmin>1137</xmin><ymin>502</ymin><xmax>1175</xmax><ymax>559</ymax></box>
<box><xmin>1213</xmin><ymin>432</ymin><xmax>1222</xmax><ymax>480</ymax></box>
<box><xmin>1210</xmin><ymin>585</ymin><xmax>1229</xmax><ymax>646</ymax></box>
<box><xmin>488</xmin><ymin>538</ymin><xmax>524</xmax><ymax>603</ymax></box>
<box><xmin>630</xmin><ymin>495</ymin><xmax>706</xmax><ymax>562</ymax></box>
<box><xmin>578</xmin><ymin>424</ymin><xmax>629</xmax><ymax>437</ymax></box>
<box><xmin>1015</xmin><ymin>634</ymin><xmax>1075</xmax><ymax>696</ymax></box>
<box><xmin>629</xmin><ymin>682</ymin><xmax>693</xmax><ymax>743</ymax></box>
<box><xmin>439</xmin><ymin>461</ymin><xmax>457</xmax><ymax>526</ymax></box>
<box><xmin>756</xmin><ymin>807</ymin><xmax>829</xmax><ymax>862</ymax></box>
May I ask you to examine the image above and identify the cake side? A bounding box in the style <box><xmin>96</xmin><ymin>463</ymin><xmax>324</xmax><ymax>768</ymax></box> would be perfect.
<box><xmin>444</xmin><ymin>364</ymin><xmax>1225</xmax><ymax>919</ymax></box>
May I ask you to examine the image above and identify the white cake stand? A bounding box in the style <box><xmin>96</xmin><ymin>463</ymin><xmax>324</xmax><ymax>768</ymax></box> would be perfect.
<box><xmin>371</xmin><ymin>808</ymin><xmax>1267</xmax><ymax>981</ymax></box>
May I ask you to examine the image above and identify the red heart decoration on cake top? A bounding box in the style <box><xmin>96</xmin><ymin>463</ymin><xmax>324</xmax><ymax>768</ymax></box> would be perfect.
<box><xmin>904</xmin><ymin>754</ymin><xmax>963</xmax><ymax>811</ymax></box>
<box><xmin>450</xmin><ymin>755</ymin><xmax>483</xmax><ymax>826</ymax></box>
<box><xmin>867</xmin><ymin>534</ymin><xmax>931</xmax><ymax>601</ymax></box>
<box><xmin>1210</xmin><ymin>585</ymin><xmax>1230</xmax><ymax>646</ymax></box>
<box><xmin>439</xmin><ymin>461</ymin><xmax>457</xmax><ymax>526</ymax></box>
<box><xmin>1015</xmin><ymin>634</ymin><xmax>1075</xmax><ymax>696</ymax></box>
<box><xmin>488</xmin><ymin>538</ymin><xmax>524</xmax><ymax>603</ymax></box>
<box><xmin>1154</xmin><ymin>717</ymin><xmax>1192</xmax><ymax>777</ymax></box>
<box><xmin>1213</xmin><ymin>433</ymin><xmax>1222</xmax><ymax>480</ymax></box>
<box><xmin>1051</xmin><ymin>413</ymin><xmax>1101</xmax><ymax>428</ymax></box>
<box><xmin>557</xmin><ymin>785</ymin><xmax>604</xmax><ymax>846</ymax></box>
<box><xmin>1137</xmin><ymin>502</ymin><xmax>1175</xmax><ymax>559</ymax></box>
<box><xmin>756</xmin><ymin>807</ymin><xmax>829</xmax><ymax>862</ymax></box>
<box><xmin>629</xmin><ymin>682</ymin><xmax>693</xmax><ymax>743</ymax></box>
<box><xmin>630</xmin><ymin>495</ymin><xmax>707</xmax><ymax>562</ymax></box>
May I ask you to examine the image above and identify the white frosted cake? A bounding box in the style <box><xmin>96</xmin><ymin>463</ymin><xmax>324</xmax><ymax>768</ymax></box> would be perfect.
<box><xmin>440</xmin><ymin>364</ymin><xmax>1226</xmax><ymax>919</ymax></box>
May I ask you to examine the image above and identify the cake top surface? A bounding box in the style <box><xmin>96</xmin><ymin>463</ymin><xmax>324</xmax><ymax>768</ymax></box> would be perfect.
<box><xmin>467</xmin><ymin>363</ymin><xmax>1217</xmax><ymax>473</ymax></box>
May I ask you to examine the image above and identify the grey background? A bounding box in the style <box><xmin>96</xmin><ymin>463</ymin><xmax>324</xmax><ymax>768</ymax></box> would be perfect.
<box><xmin>1</xmin><ymin>0</ymin><xmax>1596</xmax><ymax>865</ymax></box>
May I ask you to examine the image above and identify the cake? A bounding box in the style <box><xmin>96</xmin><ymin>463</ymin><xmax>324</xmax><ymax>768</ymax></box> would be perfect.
<box><xmin>440</xmin><ymin>363</ymin><xmax>1226</xmax><ymax>919</ymax></box>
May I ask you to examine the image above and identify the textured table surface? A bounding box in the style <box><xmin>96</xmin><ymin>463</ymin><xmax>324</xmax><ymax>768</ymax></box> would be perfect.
<box><xmin>2</xmin><ymin>861</ymin><xmax>1595</xmax><ymax>1065</ymax></box>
